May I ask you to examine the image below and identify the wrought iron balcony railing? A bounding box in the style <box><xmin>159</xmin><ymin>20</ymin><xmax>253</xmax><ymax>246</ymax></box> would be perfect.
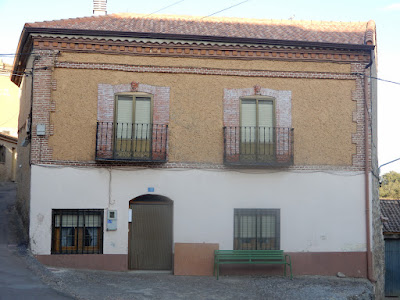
<box><xmin>96</xmin><ymin>122</ymin><xmax>168</xmax><ymax>162</ymax></box>
<box><xmin>223</xmin><ymin>126</ymin><xmax>294</xmax><ymax>166</ymax></box>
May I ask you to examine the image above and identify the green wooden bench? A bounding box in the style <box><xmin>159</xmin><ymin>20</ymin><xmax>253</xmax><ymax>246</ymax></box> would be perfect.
<box><xmin>214</xmin><ymin>250</ymin><xmax>292</xmax><ymax>280</ymax></box>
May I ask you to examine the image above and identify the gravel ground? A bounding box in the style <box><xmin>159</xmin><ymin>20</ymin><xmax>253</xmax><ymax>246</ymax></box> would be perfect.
<box><xmin>15</xmin><ymin>250</ymin><xmax>374</xmax><ymax>300</ymax></box>
<box><xmin>3</xmin><ymin>181</ymin><xmax>375</xmax><ymax>300</ymax></box>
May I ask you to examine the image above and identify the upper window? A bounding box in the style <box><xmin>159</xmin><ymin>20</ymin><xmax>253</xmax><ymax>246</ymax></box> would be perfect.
<box><xmin>96</xmin><ymin>82</ymin><xmax>170</xmax><ymax>162</ymax></box>
<box><xmin>0</xmin><ymin>145</ymin><xmax>5</xmax><ymax>163</ymax></box>
<box><xmin>240</xmin><ymin>97</ymin><xmax>275</xmax><ymax>162</ymax></box>
<box><xmin>114</xmin><ymin>94</ymin><xmax>152</xmax><ymax>159</ymax></box>
<box><xmin>234</xmin><ymin>208</ymin><xmax>280</xmax><ymax>250</ymax></box>
<box><xmin>223</xmin><ymin>87</ymin><xmax>293</xmax><ymax>166</ymax></box>
<box><xmin>51</xmin><ymin>209</ymin><xmax>104</xmax><ymax>254</ymax></box>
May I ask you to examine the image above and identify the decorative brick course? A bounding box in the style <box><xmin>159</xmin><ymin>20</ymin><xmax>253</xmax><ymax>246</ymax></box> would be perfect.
<box><xmin>30</xmin><ymin>35</ymin><xmax>371</xmax><ymax>64</ymax></box>
<box><xmin>35</xmin><ymin>160</ymin><xmax>365</xmax><ymax>172</ymax></box>
<box><xmin>56</xmin><ymin>61</ymin><xmax>358</xmax><ymax>80</ymax></box>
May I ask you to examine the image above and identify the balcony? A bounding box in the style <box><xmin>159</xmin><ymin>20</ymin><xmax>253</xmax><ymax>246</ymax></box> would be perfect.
<box><xmin>96</xmin><ymin>122</ymin><xmax>168</xmax><ymax>162</ymax></box>
<box><xmin>223</xmin><ymin>126</ymin><xmax>294</xmax><ymax>167</ymax></box>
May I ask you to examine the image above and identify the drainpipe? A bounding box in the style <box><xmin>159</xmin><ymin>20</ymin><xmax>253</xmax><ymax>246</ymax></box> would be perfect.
<box><xmin>364</xmin><ymin>55</ymin><xmax>375</xmax><ymax>282</ymax></box>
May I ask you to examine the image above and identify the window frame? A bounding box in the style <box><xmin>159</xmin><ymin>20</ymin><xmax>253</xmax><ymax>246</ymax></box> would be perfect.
<box><xmin>233</xmin><ymin>208</ymin><xmax>280</xmax><ymax>250</ymax></box>
<box><xmin>114</xmin><ymin>92</ymin><xmax>154</xmax><ymax>130</ymax></box>
<box><xmin>113</xmin><ymin>92</ymin><xmax>154</xmax><ymax>159</ymax></box>
<box><xmin>239</xmin><ymin>96</ymin><xmax>276</xmax><ymax>131</ymax></box>
<box><xmin>51</xmin><ymin>209</ymin><xmax>104</xmax><ymax>255</ymax></box>
<box><xmin>239</xmin><ymin>96</ymin><xmax>276</xmax><ymax>161</ymax></box>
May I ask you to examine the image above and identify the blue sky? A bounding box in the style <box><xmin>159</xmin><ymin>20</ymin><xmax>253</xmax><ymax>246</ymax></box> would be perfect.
<box><xmin>0</xmin><ymin>0</ymin><xmax>399</xmax><ymax>174</ymax></box>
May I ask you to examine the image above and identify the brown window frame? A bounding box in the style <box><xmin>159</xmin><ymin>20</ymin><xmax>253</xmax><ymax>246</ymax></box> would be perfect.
<box><xmin>51</xmin><ymin>209</ymin><xmax>104</xmax><ymax>254</ymax></box>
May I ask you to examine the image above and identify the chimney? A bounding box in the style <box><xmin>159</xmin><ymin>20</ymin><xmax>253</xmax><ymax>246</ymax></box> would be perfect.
<box><xmin>93</xmin><ymin>0</ymin><xmax>107</xmax><ymax>16</ymax></box>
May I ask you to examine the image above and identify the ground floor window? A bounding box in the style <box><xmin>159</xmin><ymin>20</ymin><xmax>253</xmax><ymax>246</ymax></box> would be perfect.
<box><xmin>234</xmin><ymin>208</ymin><xmax>280</xmax><ymax>250</ymax></box>
<box><xmin>51</xmin><ymin>209</ymin><xmax>104</xmax><ymax>254</ymax></box>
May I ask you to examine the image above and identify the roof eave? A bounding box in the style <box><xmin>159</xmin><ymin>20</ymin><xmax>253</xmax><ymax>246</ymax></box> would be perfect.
<box><xmin>12</xmin><ymin>26</ymin><xmax>375</xmax><ymax>85</ymax></box>
<box><xmin>25</xmin><ymin>26</ymin><xmax>376</xmax><ymax>50</ymax></box>
<box><xmin>11</xmin><ymin>28</ymin><xmax>31</xmax><ymax>86</ymax></box>
<box><xmin>0</xmin><ymin>133</ymin><xmax>18</xmax><ymax>144</ymax></box>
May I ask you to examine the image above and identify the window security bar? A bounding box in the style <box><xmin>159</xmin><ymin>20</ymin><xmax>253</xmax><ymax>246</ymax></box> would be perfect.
<box><xmin>96</xmin><ymin>122</ymin><xmax>168</xmax><ymax>162</ymax></box>
<box><xmin>223</xmin><ymin>126</ymin><xmax>294</xmax><ymax>166</ymax></box>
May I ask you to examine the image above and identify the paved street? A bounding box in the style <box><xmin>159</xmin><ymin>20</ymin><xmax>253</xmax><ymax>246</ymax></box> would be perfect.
<box><xmin>0</xmin><ymin>182</ymin><xmax>375</xmax><ymax>300</ymax></box>
<box><xmin>0</xmin><ymin>182</ymin><xmax>72</xmax><ymax>300</ymax></box>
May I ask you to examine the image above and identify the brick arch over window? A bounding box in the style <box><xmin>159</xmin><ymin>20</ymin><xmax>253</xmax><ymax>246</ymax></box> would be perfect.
<box><xmin>98</xmin><ymin>82</ymin><xmax>170</xmax><ymax>124</ymax></box>
<box><xmin>97</xmin><ymin>82</ymin><xmax>170</xmax><ymax>160</ymax></box>
<box><xmin>223</xmin><ymin>86</ymin><xmax>292</xmax><ymax>165</ymax></box>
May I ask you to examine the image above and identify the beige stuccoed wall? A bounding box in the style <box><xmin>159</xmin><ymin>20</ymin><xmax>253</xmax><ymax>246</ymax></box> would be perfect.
<box><xmin>0</xmin><ymin>72</ymin><xmax>20</xmax><ymax>137</ymax></box>
<box><xmin>50</xmin><ymin>53</ymin><xmax>356</xmax><ymax>165</ymax></box>
<box><xmin>58</xmin><ymin>52</ymin><xmax>351</xmax><ymax>74</ymax></box>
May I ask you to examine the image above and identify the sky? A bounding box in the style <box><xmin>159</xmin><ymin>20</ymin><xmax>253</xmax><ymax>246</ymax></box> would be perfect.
<box><xmin>0</xmin><ymin>0</ymin><xmax>399</xmax><ymax>175</ymax></box>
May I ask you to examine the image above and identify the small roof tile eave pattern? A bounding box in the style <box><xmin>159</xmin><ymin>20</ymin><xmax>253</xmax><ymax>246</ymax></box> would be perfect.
<box><xmin>24</xmin><ymin>13</ymin><xmax>375</xmax><ymax>46</ymax></box>
<box><xmin>381</xmin><ymin>200</ymin><xmax>400</xmax><ymax>234</ymax></box>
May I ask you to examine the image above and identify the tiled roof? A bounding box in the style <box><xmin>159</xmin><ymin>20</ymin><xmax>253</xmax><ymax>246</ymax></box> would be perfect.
<box><xmin>381</xmin><ymin>200</ymin><xmax>400</xmax><ymax>233</ymax></box>
<box><xmin>24</xmin><ymin>13</ymin><xmax>375</xmax><ymax>46</ymax></box>
<box><xmin>0</xmin><ymin>132</ymin><xmax>18</xmax><ymax>144</ymax></box>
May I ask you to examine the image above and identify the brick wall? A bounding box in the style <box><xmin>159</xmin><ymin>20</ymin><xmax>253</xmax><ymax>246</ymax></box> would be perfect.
<box><xmin>30</xmin><ymin>50</ymin><xmax>58</xmax><ymax>164</ymax></box>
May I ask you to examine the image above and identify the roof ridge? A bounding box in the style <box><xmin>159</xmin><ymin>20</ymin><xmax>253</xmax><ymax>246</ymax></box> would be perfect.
<box><xmin>25</xmin><ymin>12</ymin><xmax>370</xmax><ymax>27</ymax></box>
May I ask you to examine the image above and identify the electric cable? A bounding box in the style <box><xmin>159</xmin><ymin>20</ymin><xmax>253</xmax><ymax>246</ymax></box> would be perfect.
<box><xmin>146</xmin><ymin>0</ymin><xmax>185</xmax><ymax>16</ymax></box>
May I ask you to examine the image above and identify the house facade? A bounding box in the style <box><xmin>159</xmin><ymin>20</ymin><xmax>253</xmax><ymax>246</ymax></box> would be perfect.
<box><xmin>11</xmin><ymin>13</ymin><xmax>383</xmax><ymax>295</ymax></box>
<box><xmin>381</xmin><ymin>200</ymin><xmax>400</xmax><ymax>296</ymax></box>
<box><xmin>0</xmin><ymin>133</ymin><xmax>17</xmax><ymax>182</ymax></box>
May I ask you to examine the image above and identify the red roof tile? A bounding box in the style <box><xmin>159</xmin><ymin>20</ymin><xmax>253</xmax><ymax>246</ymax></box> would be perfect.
<box><xmin>381</xmin><ymin>200</ymin><xmax>400</xmax><ymax>233</ymax></box>
<box><xmin>25</xmin><ymin>13</ymin><xmax>375</xmax><ymax>46</ymax></box>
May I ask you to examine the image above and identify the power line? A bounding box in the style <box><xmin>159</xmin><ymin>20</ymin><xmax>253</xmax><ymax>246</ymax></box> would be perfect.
<box><xmin>371</xmin><ymin>76</ymin><xmax>400</xmax><ymax>86</ymax></box>
<box><xmin>0</xmin><ymin>111</ymin><xmax>19</xmax><ymax>127</ymax></box>
<box><xmin>156</xmin><ymin>0</ymin><xmax>250</xmax><ymax>34</ymax></box>
<box><xmin>353</xmin><ymin>72</ymin><xmax>400</xmax><ymax>86</ymax></box>
<box><xmin>200</xmin><ymin>0</ymin><xmax>249</xmax><ymax>19</ymax></box>
<box><xmin>379</xmin><ymin>158</ymin><xmax>400</xmax><ymax>171</ymax></box>
<box><xmin>146</xmin><ymin>0</ymin><xmax>185</xmax><ymax>16</ymax></box>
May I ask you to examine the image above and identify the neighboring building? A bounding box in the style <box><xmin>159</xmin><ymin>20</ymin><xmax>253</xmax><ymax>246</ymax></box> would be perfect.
<box><xmin>381</xmin><ymin>200</ymin><xmax>400</xmax><ymax>297</ymax></box>
<box><xmin>0</xmin><ymin>132</ymin><xmax>17</xmax><ymax>182</ymax></box>
<box><xmin>11</xmin><ymin>12</ymin><xmax>383</xmax><ymax>297</ymax></box>
<box><xmin>0</xmin><ymin>60</ymin><xmax>19</xmax><ymax>137</ymax></box>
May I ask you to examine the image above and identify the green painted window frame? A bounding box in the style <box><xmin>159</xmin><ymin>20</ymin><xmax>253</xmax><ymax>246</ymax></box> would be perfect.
<box><xmin>113</xmin><ymin>93</ymin><xmax>154</xmax><ymax>159</ymax></box>
<box><xmin>114</xmin><ymin>92</ymin><xmax>154</xmax><ymax>129</ymax></box>
<box><xmin>239</xmin><ymin>96</ymin><xmax>276</xmax><ymax>160</ymax></box>
<box><xmin>239</xmin><ymin>96</ymin><xmax>276</xmax><ymax>131</ymax></box>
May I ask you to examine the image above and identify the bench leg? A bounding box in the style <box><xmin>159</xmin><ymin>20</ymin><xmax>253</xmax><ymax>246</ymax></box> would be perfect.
<box><xmin>289</xmin><ymin>263</ymin><xmax>293</xmax><ymax>280</ymax></box>
<box><xmin>284</xmin><ymin>264</ymin><xmax>287</xmax><ymax>277</ymax></box>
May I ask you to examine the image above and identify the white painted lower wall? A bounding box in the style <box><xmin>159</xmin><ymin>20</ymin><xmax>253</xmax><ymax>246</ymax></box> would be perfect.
<box><xmin>30</xmin><ymin>165</ymin><xmax>367</xmax><ymax>255</ymax></box>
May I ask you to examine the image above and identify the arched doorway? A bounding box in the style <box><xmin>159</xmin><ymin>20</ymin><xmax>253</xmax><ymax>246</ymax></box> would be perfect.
<box><xmin>128</xmin><ymin>194</ymin><xmax>173</xmax><ymax>270</ymax></box>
